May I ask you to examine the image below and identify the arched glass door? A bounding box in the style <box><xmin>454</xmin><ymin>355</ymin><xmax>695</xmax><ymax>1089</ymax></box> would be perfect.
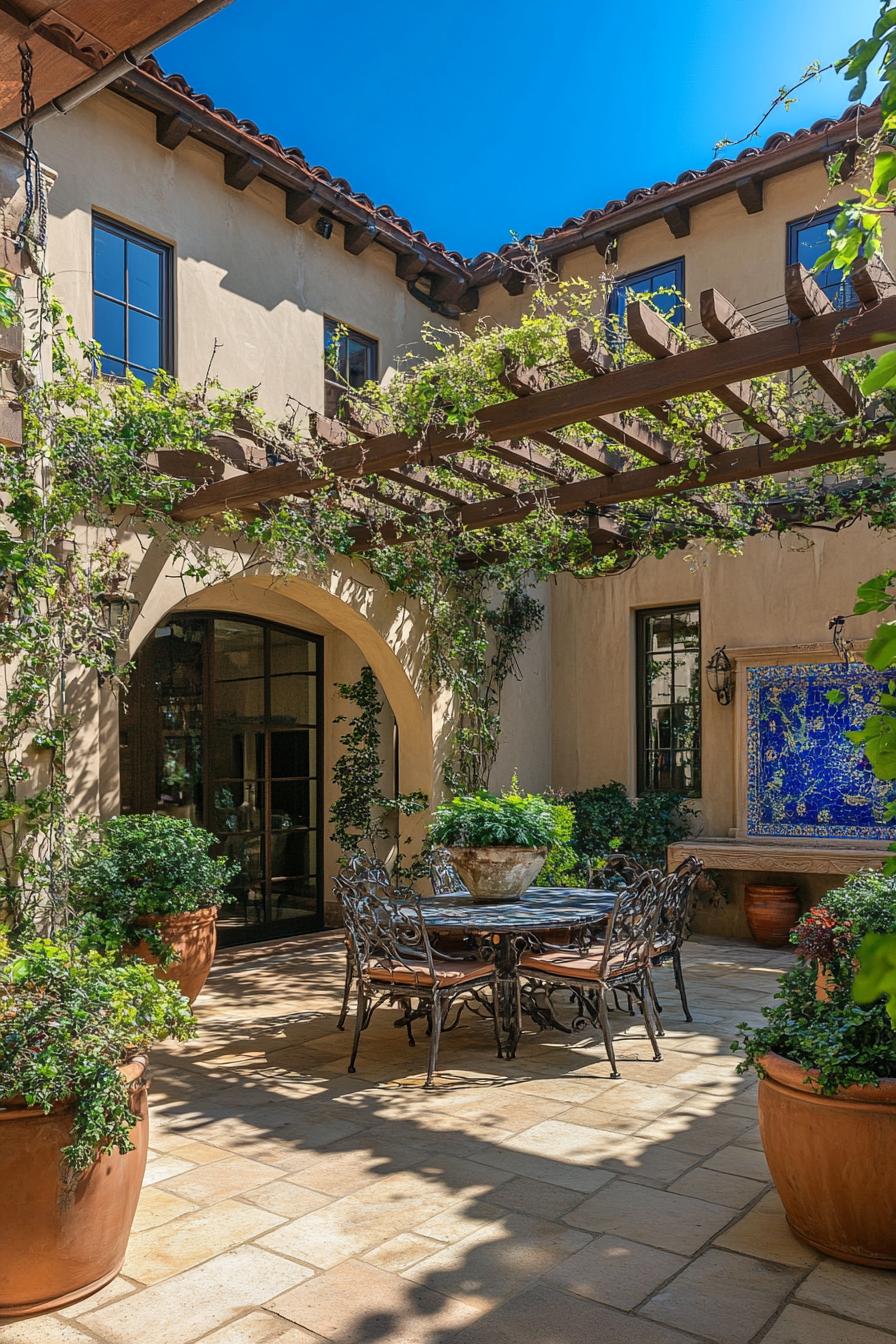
<box><xmin>119</xmin><ymin>613</ymin><xmax>323</xmax><ymax>944</ymax></box>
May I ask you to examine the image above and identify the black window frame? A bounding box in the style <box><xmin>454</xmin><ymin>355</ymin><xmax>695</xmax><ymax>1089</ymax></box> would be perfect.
<box><xmin>92</xmin><ymin>212</ymin><xmax>173</xmax><ymax>382</ymax></box>
<box><xmin>786</xmin><ymin>207</ymin><xmax>856</xmax><ymax>310</ymax></box>
<box><xmin>636</xmin><ymin>603</ymin><xmax>701</xmax><ymax>797</ymax></box>
<box><xmin>323</xmin><ymin>317</ymin><xmax>378</xmax><ymax>417</ymax></box>
<box><xmin>608</xmin><ymin>256</ymin><xmax>686</xmax><ymax>331</ymax></box>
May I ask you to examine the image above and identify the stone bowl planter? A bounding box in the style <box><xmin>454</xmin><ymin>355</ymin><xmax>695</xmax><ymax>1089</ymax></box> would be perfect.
<box><xmin>0</xmin><ymin>1054</ymin><xmax>149</xmax><ymax>1317</ymax></box>
<box><xmin>445</xmin><ymin>846</ymin><xmax>547</xmax><ymax>902</ymax></box>
<box><xmin>758</xmin><ymin>1051</ymin><xmax>896</xmax><ymax>1267</ymax></box>
<box><xmin>131</xmin><ymin>906</ymin><xmax>218</xmax><ymax>1004</ymax></box>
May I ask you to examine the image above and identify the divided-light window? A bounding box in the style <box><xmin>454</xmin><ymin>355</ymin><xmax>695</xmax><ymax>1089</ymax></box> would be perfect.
<box><xmin>787</xmin><ymin>208</ymin><xmax>856</xmax><ymax>309</ymax></box>
<box><xmin>636</xmin><ymin>605</ymin><xmax>701</xmax><ymax>797</ymax></box>
<box><xmin>92</xmin><ymin>215</ymin><xmax>172</xmax><ymax>383</ymax></box>
<box><xmin>324</xmin><ymin>319</ymin><xmax>378</xmax><ymax>418</ymax></box>
<box><xmin>608</xmin><ymin>258</ymin><xmax>685</xmax><ymax>333</ymax></box>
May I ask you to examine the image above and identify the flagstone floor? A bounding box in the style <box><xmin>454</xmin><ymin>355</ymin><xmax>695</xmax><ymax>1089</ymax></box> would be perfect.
<box><xmin>7</xmin><ymin>934</ymin><xmax>896</xmax><ymax>1344</ymax></box>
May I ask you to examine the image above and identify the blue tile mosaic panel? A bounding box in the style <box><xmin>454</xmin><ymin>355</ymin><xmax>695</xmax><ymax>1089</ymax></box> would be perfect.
<box><xmin>746</xmin><ymin>661</ymin><xmax>896</xmax><ymax>840</ymax></box>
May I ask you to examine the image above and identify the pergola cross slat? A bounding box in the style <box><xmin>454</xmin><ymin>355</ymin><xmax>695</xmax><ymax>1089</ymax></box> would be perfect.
<box><xmin>172</xmin><ymin>290</ymin><xmax>896</xmax><ymax>540</ymax></box>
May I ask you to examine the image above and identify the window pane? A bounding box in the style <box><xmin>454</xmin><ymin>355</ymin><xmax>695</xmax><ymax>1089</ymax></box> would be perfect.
<box><xmin>271</xmin><ymin>778</ymin><xmax>315</xmax><ymax>829</ymax></box>
<box><xmin>792</xmin><ymin>214</ymin><xmax>855</xmax><ymax>308</ymax></box>
<box><xmin>270</xmin><ymin>675</ymin><xmax>316</xmax><ymax>724</ymax></box>
<box><xmin>270</xmin><ymin>729</ymin><xmax>313</xmax><ymax>778</ymax></box>
<box><xmin>214</xmin><ymin>620</ymin><xmax>264</xmax><ymax>680</ymax></box>
<box><xmin>94</xmin><ymin>226</ymin><xmax>125</xmax><ymax>300</ymax></box>
<box><xmin>128</xmin><ymin>309</ymin><xmax>162</xmax><ymax>373</ymax></box>
<box><xmin>347</xmin><ymin>337</ymin><xmax>371</xmax><ymax>387</ymax></box>
<box><xmin>211</xmin><ymin>726</ymin><xmax>264</xmax><ymax>781</ymax></box>
<box><xmin>216</xmin><ymin>677</ymin><xmax>264</xmax><ymax>722</ymax></box>
<box><xmin>270</xmin><ymin>630</ymin><xmax>316</xmax><ymax>675</ymax></box>
<box><xmin>99</xmin><ymin>355</ymin><xmax>127</xmax><ymax>379</ymax></box>
<box><xmin>639</xmin><ymin>606</ymin><xmax>700</xmax><ymax>795</ymax></box>
<box><xmin>94</xmin><ymin>295</ymin><xmax>125</xmax><ymax>361</ymax></box>
<box><xmin>647</xmin><ymin>612</ymin><xmax>674</xmax><ymax>653</ymax></box>
<box><xmin>212</xmin><ymin>780</ymin><xmax>266</xmax><ymax>834</ymax></box>
<box><xmin>127</xmin><ymin>240</ymin><xmax>162</xmax><ymax>314</ymax></box>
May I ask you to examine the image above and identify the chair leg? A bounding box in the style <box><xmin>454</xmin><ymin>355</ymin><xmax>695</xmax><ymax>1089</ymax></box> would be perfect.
<box><xmin>639</xmin><ymin>975</ymin><xmax>663</xmax><ymax>1062</ymax></box>
<box><xmin>425</xmin><ymin>991</ymin><xmax>443</xmax><ymax>1089</ymax></box>
<box><xmin>673</xmin><ymin>947</ymin><xmax>693</xmax><ymax>1022</ymax></box>
<box><xmin>401</xmin><ymin>997</ymin><xmax>416</xmax><ymax>1047</ymax></box>
<box><xmin>337</xmin><ymin>947</ymin><xmax>354</xmax><ymax>1031</ymax></box>
<box><xmin>348</xmin><ymin>980</ymin><xmax>367</xmax><ymax>1074</ymax></box>
<box><xmin>596</xmin><ymin>990</ymin><xmax>619</xmax><ymax>1079</ymax></box>
<box><xmin>647</xmin><ymin>971</ymin><xmax>666</xmax><ymax>1037</ymax></box>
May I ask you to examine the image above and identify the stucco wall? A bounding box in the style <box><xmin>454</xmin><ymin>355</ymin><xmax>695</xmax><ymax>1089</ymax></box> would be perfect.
<box><xmin>35</xmin><ymin>91</ymin><xmax>433</xmax><ymax>420</ymax></box>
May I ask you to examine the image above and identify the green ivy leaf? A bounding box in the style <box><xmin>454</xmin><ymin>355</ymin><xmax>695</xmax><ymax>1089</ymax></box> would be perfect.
<box><xmin>866</xmin><ymin>621</ymin><xmax>896</xmax><ymax>671</ymax></box>
<box><xmin>853</xmin><ymin>931</ymin><xmax>896</xmax><ymax>1027</ymax></box>
<box><xmin>824</xmin><ymin>689</ymin><xmax>847</xmax><ymax>705</ymax></box>
<box><xmin>860</xmin><ymin>350</ymin><xmax>896</xmax><ymax>395</ymax></box>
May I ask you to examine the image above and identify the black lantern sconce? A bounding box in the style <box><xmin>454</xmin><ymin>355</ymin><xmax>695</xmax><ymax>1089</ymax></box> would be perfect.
<box><xmin>706</xmin><ymin>645</ymin><xmax>734</xmax><ymax>705</ymax></box>
<box><xmin>97</xmin><ymin>586</ymin><xmax>140</xmax><ymax>643</ymax></box>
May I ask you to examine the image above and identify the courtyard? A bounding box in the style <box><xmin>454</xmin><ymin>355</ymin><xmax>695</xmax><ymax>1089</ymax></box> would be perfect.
<box><xmin>10</xmin><ymin>934</ymin><xmax>893</xmax><ymax>1344</ymax></box>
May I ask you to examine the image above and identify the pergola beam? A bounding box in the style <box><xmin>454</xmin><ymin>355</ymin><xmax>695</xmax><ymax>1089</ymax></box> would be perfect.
<box><xmin>172</xmin><ymin>295</ymin><xmax>896</xmax><ymax>523</ymax></box>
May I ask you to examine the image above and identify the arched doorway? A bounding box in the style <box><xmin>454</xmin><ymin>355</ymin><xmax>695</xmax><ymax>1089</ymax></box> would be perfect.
<box><xmin>119</xmin><ymin>611</ymin><xmax>323</xmax><ymax>944</ymax></box>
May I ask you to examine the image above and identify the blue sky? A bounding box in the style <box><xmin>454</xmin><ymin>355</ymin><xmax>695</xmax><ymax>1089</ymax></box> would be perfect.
<box><xmin>159</xmin><ymin>0</ymin><xmax>882</xmax><ymax>258</ymax></box>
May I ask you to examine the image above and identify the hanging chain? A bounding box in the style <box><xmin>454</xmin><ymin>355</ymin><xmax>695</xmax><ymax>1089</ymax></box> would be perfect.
<box><xmin>16</xmin><ymin>42</ymin><xmax>48</xmax><ymax>255</ymax></box>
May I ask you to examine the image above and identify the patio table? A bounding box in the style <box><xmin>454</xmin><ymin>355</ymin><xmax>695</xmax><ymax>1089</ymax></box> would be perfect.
<box><xmin>421</xmin><ymin>887</ymin><xmax>616</xmax><ymax>1058</ymax></box>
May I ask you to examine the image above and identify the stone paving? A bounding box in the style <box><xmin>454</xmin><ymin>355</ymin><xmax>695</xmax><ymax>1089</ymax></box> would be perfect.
<box><xmin>7</xmin><ymin>934</ymin><xmax>896</xmax><ymax>1344</ymax></box>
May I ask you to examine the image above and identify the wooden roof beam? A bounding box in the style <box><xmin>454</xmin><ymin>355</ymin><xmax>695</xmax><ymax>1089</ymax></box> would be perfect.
<box><xmin>380</xmin><ymin>467</ymin><xmax>476</xmax><ymax>508</ymax></box>
<box><xmin>156</xmin><ymin>110</ymin><xmax>192</xmax><ymax>150</ymax></box>
<box><xmin>632</xmin><ymin>299</ymin><xmax>787</xmax><ymax>441</ymax></box>
<box><xmin>344</xmin><ymin>221</ymin><xmax>378</xmax><ymax>255</ymax></box>
<box><xmin>784</xmin><ymin>263</ymin><xmax>862</xmax><ymax>415</ymax></box>
<box><xmin>224</xmin><ymin>153</ymin><xmax>263</xmax><ymax>191</ymax></box>
<box><xmin>735</xmin><ymin>175</ymin><xmax>764</xmax><ymax>215</ymax></box>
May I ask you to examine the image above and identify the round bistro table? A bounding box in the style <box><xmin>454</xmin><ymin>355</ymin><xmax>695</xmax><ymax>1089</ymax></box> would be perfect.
<box><xmin>421</xmin><ymin>887</ymin><xmax>616</xmax><ymax>1057</ymax></box>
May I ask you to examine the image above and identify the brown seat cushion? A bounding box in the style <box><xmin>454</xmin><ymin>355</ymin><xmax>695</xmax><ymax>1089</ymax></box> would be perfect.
<box><xmin>366</xmin><ymin>958</ymin><xmax>494</xmax><ymax>988</ymax></box>
<box><xmin>518</xmin><ymin>948</ymin><xmax>639</xmax><ymax>983</ymax></box>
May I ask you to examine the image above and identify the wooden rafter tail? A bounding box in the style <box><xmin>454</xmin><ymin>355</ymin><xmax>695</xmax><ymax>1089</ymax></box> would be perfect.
<box><xmin>380</xmin><ymin>467</ymin><xmax>473</xmax><ymax>508</ymax></box>
<box><xmin>851</xmin><ymin>254</ymin><xmax>896</xmax><ymax>306</ymax></box>
<box><xmin>783</xmin><ymin>264</ymin><xmax>863</xmax><ymax>416</ymax></box>
<box><xmin>628</xmin><ymin>299</ymin><xmax>787</xmax><ymax>441</ymax></box>
<box><xmin>481</xmin><ymin>439</ymin><xmax>565</xmax><ymax>480</ymax></box>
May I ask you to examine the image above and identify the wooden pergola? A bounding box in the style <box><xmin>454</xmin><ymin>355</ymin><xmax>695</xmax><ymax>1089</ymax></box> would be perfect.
<box><xmin>172</xmin><ymin>258</ymin><xmax>896</xmax><ymax>561</ymax></box>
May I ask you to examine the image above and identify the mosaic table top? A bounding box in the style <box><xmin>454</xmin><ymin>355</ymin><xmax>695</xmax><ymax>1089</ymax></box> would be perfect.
<box><xmin>419</xmin><ymin>888</ymin><xmax>615</xmax><ymax>931</ymax></box>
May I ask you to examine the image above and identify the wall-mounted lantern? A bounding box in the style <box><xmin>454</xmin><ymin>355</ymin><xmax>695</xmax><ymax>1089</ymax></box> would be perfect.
<box><xmin>97</xmin><ymin>586</ymin><xmax>139</xmax><ymax>643</ymax></box>
<box><xmin>706</xmin><ymin>645</ymin><xmax>734</xmax><ymax>705</ymax></box>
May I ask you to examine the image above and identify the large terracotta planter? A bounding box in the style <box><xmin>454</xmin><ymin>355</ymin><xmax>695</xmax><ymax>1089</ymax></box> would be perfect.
<box><xmin>744</xmin><ymin>883</ymin><xmax>799</xmax><ymax>948</ymax></box>
<box><xmin>0</xmin><ymin>1055</ymin><xmax>149</xmax><ymax>1317</ymax></box>
<box><xmin>758</xmin><ymin>1051</ymin><xmax>896</xmax><ymax>1267</ymax></box>
<box><xmin>446</xmin><ymin>846</ymin><xmax>547</xmax><ymax>902</ymax></box>
<box><xmin>132</xmin><ymin>906</ymin><xmax>218</xmax><ymax>1003</ymax></box>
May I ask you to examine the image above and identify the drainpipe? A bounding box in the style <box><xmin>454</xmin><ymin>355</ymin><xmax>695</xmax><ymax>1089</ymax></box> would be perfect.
<box><xmin>5</xmin><ymin>0</ymin><xmax>234</xmax><ymax>134</ymax></box>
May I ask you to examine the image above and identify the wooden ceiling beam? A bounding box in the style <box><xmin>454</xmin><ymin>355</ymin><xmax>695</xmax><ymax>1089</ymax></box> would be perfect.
<box><xmin>851</xmin><ymin>254</ymin><xmax>896</xmax><ymax>306</ymax></box>
<box><xmin>630</xmin><ymin>299</ymin><xmax>787</xmax><ymax>441</ymax></box>
<box><xmin>380</xmin><ymin>467</ymin><xmax>475</xmax><ymax>508</ymax></box>
<box><xmin>224</xmin><ymin>152</ymin><xmax>263</xmax><ymax>191</ymax></box>
<box><xmin>735</xmin><ymin>175</ymin><xmax>764</xmax><ymax>215</ymax></box>
<box><xmin>344</xmin><ymin>221</ymin><xmax>377</xmax><ymax>255</ymax></box>
<box><xmin>156</xmin><ymin>110</ymin><xmax>192</xmax><ymax>150</ymax></box>
<box><xmin>784</xmin><ymin>263</ymin><xmax>862</xmax><ymax>415</ymax></box>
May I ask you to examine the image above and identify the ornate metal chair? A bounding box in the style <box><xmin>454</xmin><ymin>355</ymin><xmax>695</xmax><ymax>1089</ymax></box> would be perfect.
<box><xmin>516</xmin><ymin>873</ymin><xmax>663</xmax><ymax>1078</ymax></box>
<box><xmin>333</xmin><ymin>855</ymin><xmax>393</xmax><ymax>1031</ymax></box>
<box><xmin>341</xmin><ymin>886</ymin><xmax>500</xmax><ymax>1088</ymax></box>
<box><xmin>604</xmin><ymin>853</ymin><xmax>703</xmax><ymax>1024</ymax></box>
<box><xmin>648</xmin><ymin>855</ymin><xmax>703</xmax><ymax>1023</ymax></box>
<box><xmin>429</xmin><ymin>847</ymin><xmax>467</xmax><ymax>895</ymax></box>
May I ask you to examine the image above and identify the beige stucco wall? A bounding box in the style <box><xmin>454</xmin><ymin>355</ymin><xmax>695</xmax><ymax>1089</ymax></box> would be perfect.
<box><xmin>35</xmin><ymin>91</ymin><xmax>433</xmax><ymax>419</ymax></box>
<box><xmin>471</xmin><ymin>159</ymin><xmax>896</xmax><ymax>330</ymax></box>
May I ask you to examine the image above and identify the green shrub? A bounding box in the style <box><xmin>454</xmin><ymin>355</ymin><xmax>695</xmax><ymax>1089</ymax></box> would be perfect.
<box><xmin>568</xmin><ymin>781</ymin><xmax>694</xmax><ymax>868</ymax></box>
<box><xmin>737</xmin><ymin>869</ymin><xmax>896</xmax><ymax>1093</ymax></box>
<box><xmin>429</xmin><ymin>786</ymin><xmax>564</xmax><ymax>850</ymax></box>
<box><xmin>71</xmin><ymin>814</ymin><xmax>235</xmax><ymax>964</ymax></box>
<box><xmin>0</xmin><ymin>935</ymin><xmax>194</xmax><ymax>1171</ymax></box>
<box><xmin>534</xmin><ymin>801</ymin><xmax>579</xmax><ymax>886</ymax></box>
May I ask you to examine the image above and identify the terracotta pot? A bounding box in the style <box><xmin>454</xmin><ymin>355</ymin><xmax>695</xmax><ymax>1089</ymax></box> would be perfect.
<box><xmin>445</xmin><ymin>846</ymin><xmax>547</xmax><ymax>902</ymax></box>
<box><xmin>744</xmin><ymin>883</ymin><xmax>799</xmax><ymax>948</ymax></box>
<box><xmin>0</xmin><ymin>1055</ymin><xmax>149</xmax><ymax>1317</ymax></box>
<box><xmin>758</xmin><ymin>1051</ymin><xmax>896</xmax><ymax>1267</ymax></box>
<box><xmin>132</xmin><ymin>906</ymin><xmax>218</xmax><ymax>1003</ymax></box>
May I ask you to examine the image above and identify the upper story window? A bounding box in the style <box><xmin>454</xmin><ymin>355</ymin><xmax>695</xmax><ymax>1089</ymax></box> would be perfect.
<box><xmin>787</xmin><ymin>208</ymin><xmax>856</xmax><ymax>309</ymax></box>
<box><xmin>636</xmin><ymin>604</ymin><xmax>701</xmax><ymax>797</ymax></box>
<box><xmin>608</xmin><ymin>257</ymin><xmax>685</xmax><ymax>332</ymax></box>
<box><xmin>324</xmin><ymin>319</ymin><xmax>378</xmax><ymax>418</ymax></box>
<box><xmin>92</xmin><ymin>215</ymin><xmax>172</xmax><ymax>383</ymax></box>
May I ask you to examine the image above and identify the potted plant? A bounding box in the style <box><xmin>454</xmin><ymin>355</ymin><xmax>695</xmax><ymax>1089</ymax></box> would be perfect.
<box><xmin>0</xmin><ymin>935</ymin><xmax>193</xmax><ymax>1317</ymax></box>
<box><xmin>428</xmin><ymin>784</ymin><xmax>564</xmax><ymax>901</ymax></box>
<box><xmin>736</xmin><ymin>870</ymin><xmax>896</xmax><ymax>1267</ymax></box>
<box><xmin>71</xmin><ymin>814</ymin><xmax>235</xmax><ymax>1004</ymax></box>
